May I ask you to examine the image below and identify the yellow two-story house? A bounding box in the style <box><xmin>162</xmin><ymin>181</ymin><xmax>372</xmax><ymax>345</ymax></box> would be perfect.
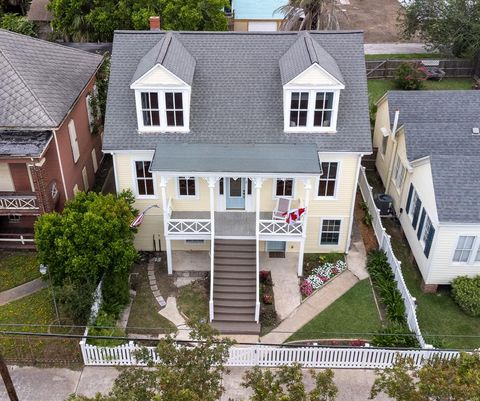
<box><xmin>103</xmin><ymin>28</ymin><xmax>371</xmax><ymax>333</ymax></box>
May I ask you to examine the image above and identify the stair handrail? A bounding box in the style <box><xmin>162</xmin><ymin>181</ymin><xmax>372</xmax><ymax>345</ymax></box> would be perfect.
<box><xmin>209</xmin><ymin>200</ymin><xmax>215</xmax><ymax>322</ymax></box>
<box><xmin>255</xmin><ymin>216</ymin><xmax>260</xmax><ymax>323</ymax></box>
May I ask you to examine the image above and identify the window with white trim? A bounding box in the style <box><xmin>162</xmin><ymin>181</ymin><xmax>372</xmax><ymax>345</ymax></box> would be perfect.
<box><xmin>141</xmin><ymin>92</ymin><xmax>160</xmax><ymax>126</ymax></box>
<box><xmin>285</xmin><ymin>90</ymin><xmax>338</xmax><ymax>132</ymax></box>
<box><xmin>68</xmin><ymin>120</ymin><xmax>80</xmax><ymax>163</ymax></box>
<box><xmin>420</xmin><ymin>215</ymin><xmax>432</xmax><ymax>247</ymax></box>
<box><xmin>318</xmin><ymin>162</ymin><xmax>338</xmax><ymax>197</ymax></box>
<box><xmin>135</xmin><ymin>161</ymin><xmax>154</xmax><ymax>196</ymax></box>
<box><xmin>320</xmin><ymin>219</ymin><xmax>341</xmax><ymax>245</ymax></box>
<box><xmin>392</xmin><ymin>155</ymin><xmax>406</xmax><ymax>188</ymax></box>
<box><xmin>165</xmin><ymin>92</ymin><xmax>184</xmax><ymax>127</ymax></box>
<box><xmin>381</xmin><ymin>135</ymin><xmax>388</xmax><ymax>156</ymax></box>
<box><xmin>178</xmin><ymin>177</ymin><xmax>196</xmax><ymax>197</ymax></box>
<box><xmin>275</xmin><ymin>179</ymin><xmax>294</xmax><ymax>197</ymax></box>
<box><xmin>408</xmin><ymin>190</ymin><xmax>419</xmax><ymax>221</ymax></box>
<box><xmin>453</xmin><ymin>236</ymin><xmax>475</xmax><ymax>263</ymax></box>
<box><xmin>86</xmin><ymin>93</ymin><xmax>94</xmax><ymax>132</ymax></box>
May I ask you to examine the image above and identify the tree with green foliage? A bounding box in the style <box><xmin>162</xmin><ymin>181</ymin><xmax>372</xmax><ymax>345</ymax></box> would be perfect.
<box><xmin>401</xmin><ymin>0</ymin><xmax>480</xmax><ymax>58</ymax></box>
<box><xmin>89</xmin><ymin>54</ymin><xmax>110</xmax><ymax>136</ymax></box>
<box><xmin>35</xmin><ymin>190</ymin><xmax>137</xmax><ymax>323</ymax></box>
<box><xmin>48</xmin><ymin>0</ymin><xmax>229</xmax><ymax>42</ymax></box>
<box><xmin>243</xmin><ymin>364</ymin><xmax>338</xmax><ymax>401</ymax></box>
<box><xmin>370</xmin><ymin>352</ymin><xmax>480</xmax><ymax>401</ymax></box>
<box><xmin>0</xmin><ymin>13</ymin><xmax>36</xmax><ymax>36</ymax></box>
<box><xmin>66</xmin><ymin>322</ymin><xmax>235</xmax><ymax>401</ymax></box>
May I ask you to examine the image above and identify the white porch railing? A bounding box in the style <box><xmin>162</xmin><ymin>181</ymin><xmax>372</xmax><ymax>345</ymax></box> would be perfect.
<box><xmin>258</xmin><ymin>220</ymin><xmax>303</xmax><ymax>236</ymax></box>
<box><xmin>0</xmin><ymin>194</ymin><xmax>38</xmax><ymax>210</ymax></box>
<box><xmin>80</xmin><ymin>341</ymin><xmax>459</xmax><ymax>368</ymax></box>
<box><xmin>358</xmin><ymin>167</ymin><xmax>427</xmax><ymax>348</ymax></box>
<box><xmin>167</xmin><ymin>219</ymin><xmax>212</xmax><ymax>235</ymax></box>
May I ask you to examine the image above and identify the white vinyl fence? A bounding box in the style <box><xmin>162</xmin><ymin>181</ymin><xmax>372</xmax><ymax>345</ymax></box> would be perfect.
<box><xmin>80</xmin><ymin>341</ymin><xmax>458</xmax><ymax>368</ymax></box>
<box><xmin>358</xmin><ymin>167</ymin><xmax>427</xmax><ymax>348</ymax></box>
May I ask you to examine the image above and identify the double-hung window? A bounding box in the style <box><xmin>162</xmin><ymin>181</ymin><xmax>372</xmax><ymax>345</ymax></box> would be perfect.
<box><xmin>453</xmin><ymin>236</ymin><xmax>476</xmax><ymax>263</ymax></box>
<box><xmin>178</xmin><ymin>177</ymin><xmax>196</xmax><ymax>197</ymax></box>
<box><xmin>392</xmin><ymin>155</ymin><xmax>406</xmax><ymax>188</ymax></box>
<box><xmin>289</xmin><ymin>92</ymin><xmax>309</xmax><ymax>127</ymax></box>
<box><xmin>141</xmin><ymin>92</ymin><xmax>160</xmax><ymax>126</ymax></box>
<box><xmin>275</xmin><ymin>179</ymin><xmax>294</xmax><ymax>197</ymax></box>
<box><xmin>313</xmin><ymin>92</ymin><xmax>334</xmax><ymax>127</ymax></box>
<box><xmin>320</xmin><ymin>219</ymin><xmax>341</xmax><ymax>245</ymax></box>
<box><xmin>135</xmin><ymin>161</ymin><xmax>154</xmax><ymax>196</ymax></box>
<box><xmin>318</xmin><ymin>162</ymin><xmax>338</xmax><ymax>197</ymax></box>
<box><xmin>165</xmin><ymin>92</ymin><xmax>184</xmax><ymax>127</ymax></box>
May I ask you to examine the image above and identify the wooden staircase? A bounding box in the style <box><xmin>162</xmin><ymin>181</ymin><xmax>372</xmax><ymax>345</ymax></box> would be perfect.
<box><xmin>211</xmin><ymin>239</ymin><xmax>260</xmax><ymax>334</ymax></box>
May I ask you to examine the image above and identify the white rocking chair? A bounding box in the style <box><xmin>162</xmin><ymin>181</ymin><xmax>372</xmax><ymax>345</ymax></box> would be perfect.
<box><xmin>273</xmin><ymin>197</ymin><xmax>291</xmax><ymax>220</ymax></box>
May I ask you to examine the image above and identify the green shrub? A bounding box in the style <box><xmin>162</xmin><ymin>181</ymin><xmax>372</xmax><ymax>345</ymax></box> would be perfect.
<box><xmin>1</xmin><ymin>13</ymin><xmax>37</xmax><ymax>37</ymax></box>
<box><xmin>451</xmin><ymin>276</ymin><xmax>480</xmax><ymax>317</ymax></box>
<box><xmin>56</xmin><ymin>281</ymin><xmax>96</xmax><ymax>324</ymax></box>
<box><xmin>394</xmin><ymin>62</ymin><xmax>426</xmax><ymax>90</ymax></box>
<box><xmin>101</xmin><ymin>270</ymin><xmax>130</xmax><ymax>318</ymax></box>
<box><xmin>371</xmin><ymin>322</ymin><xmax>419</xmax><ymax>348</ymax></box>
<box><xmin>88</xmin><ymin>311</ymin><xmax>127</xmax><ymax>347</ymax></box>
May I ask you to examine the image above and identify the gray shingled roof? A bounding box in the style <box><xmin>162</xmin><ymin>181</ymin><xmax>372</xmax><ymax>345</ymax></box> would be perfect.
<box><xmin>0</xmin><ymin>130</ymin><xmax>52</xmax><ymax>157</ymax></box>
<box><xmin>386</xmin><ymin>91</ymin><xmax>480</xmax><ymax>223</ymax></box>
<box><xmin>103</xmin><ymin>31</ymin><xmax>371</xmax><ymax>154</ymax></box>
<box><xmin>151</xmin><ymin>143</ymin><xmax>321</xmax><ymax>174</ymax></box>
<box><xmin>279</xmin><ymin>31</ymin><xmax>344</xmax><ymax>85</ymax></box>
<box><xmin>131</xmin><ymin>32</ymin><xmax>196</xmax><ymax>86</ymax></box>
<box><xmin>0</xmin><ymin>29</ymin><xmax>103</xmax><ymax>129</ymax></box>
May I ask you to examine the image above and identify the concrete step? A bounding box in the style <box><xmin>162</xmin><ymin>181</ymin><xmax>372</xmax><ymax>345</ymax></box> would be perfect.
<box><xmin>214</xmin><ymin>299</ymin><xmax>256</xmax><ymax>308</ymax></box>
<box><xmin>215</xmin><ymin>271</ymin><xmax>256</xmax><ymax>280</ymax></box>
<box><xmin>211</xmin><ymin>320</ymin><xmax>260</xmax><ymax>335</ymax></box>
<box><xmin>215</xmin><ymin>251</ymin><xmax>255</xmax><ymax>259</ymax></box>
<box><xmin>214</xmin><ymin>278</ymin><xmax>256</xmax><ymax>287</ymax></box>
<box><xmin>215</xmin><ymin>264</ymin><xmax>256</xmax><ymax>272</ymax></box>
<box><xmin>213</xmin><ymin>313</ymin><xmax>255</xmax><ymax>322</ymax></box>
<box><xmin>214</xmin><ymin>306</ymin><xmax>255</xmax><ymax>315</ymax></box>
<box><xmin>215</xmin><ymin>285</ymin><xmax>255</xmax><ymax>294</ymax></box>
<box><xmin>214</xmin><ymin>291</ymin><xmax>256</xmax><ymax>300</ymax></box>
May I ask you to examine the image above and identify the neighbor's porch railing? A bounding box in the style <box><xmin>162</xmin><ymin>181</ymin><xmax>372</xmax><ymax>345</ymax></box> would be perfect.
<box><xmin>0</xmin><ymin>193</ymin><xmax>39</xmax><ymax>210</ymax></box>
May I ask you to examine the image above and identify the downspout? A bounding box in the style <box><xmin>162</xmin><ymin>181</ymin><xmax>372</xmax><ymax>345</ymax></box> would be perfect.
<box><xmin>385</xmin><ymin>110</ymin><xmax>400</xmax><ymax>194</ymax></box>
<box><xmin>52</xmin><ymin>128</ymin><xmax>69</xmax><ymax>201</ymax></box>
<box><xmin>346</xmin><ymin>154</ymin><xmax>363</xmax><ymax>252</ymax></box>
<box><xmin>109</xmin><ymin>152</ymin><xmax>120</xmax><ymax>194</ymax></box>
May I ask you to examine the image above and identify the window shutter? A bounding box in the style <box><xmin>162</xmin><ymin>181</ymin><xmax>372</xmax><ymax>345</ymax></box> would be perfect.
<box><xmin>417</xmin><ymin>209</ymin><xmax>426</xmax><ymax>239</ymax></box>
<box><xmin>424</xmin><ymin>226</ymin><xmax>435</xmax><ymax>258</ymax></box>
<box><xmin>412</xmin><ymin>198</ymin><xmax>422</xmax><ymax>229</ymax></box>
<box><xmin>406</xmin><ymin>184</ymin><xmax>413</xmax><ymax>214</ymax></box>
<box><xmin>68</xmin><ymin>120</ymin><xmax>80</xmax><ymax>163</ymax></box>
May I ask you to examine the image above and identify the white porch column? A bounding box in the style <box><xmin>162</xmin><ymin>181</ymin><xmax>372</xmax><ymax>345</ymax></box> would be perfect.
<box><xmin>206</xmin><ymin>177</ymin><xmax>217</xmax><ymax>322</ymax></box>
<box><xmin>253</xmin><ymin>177</ymin><xmax>263</xmax><ymax>323</ymax></box>
<box><xmin>160</xmin><ymin>176</ymin><xmax>173</xmax><ymax>275</ymax></box>
<box><xmin>298</xmin><ymin>178</ymin><xmax>312</xmax><ymax>277</ymax></box>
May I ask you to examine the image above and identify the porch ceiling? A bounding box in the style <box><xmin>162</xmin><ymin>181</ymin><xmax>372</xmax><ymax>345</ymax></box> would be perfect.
<box><xmin>150</xmin><ymin>143</ymin><xmax>322</xmax><ymax>175</ymax></box>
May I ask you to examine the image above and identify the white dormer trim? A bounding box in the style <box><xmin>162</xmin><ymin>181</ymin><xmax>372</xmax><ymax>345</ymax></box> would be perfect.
<box><xmin>130</xmin><ymin>64</ymin><xmax>191</xmax><ymax>133</ymax></box>
<box><xmin>284</xmin><ymin>63</ymin><xmax>345</xmax><ymax>89</ymax></box>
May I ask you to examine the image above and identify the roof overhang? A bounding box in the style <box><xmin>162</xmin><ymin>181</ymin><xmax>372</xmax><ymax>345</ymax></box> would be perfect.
<box><xmin>150</xmin><ymin>143</ymin><xmax>322</xmax><ymax>175</ymax></box>
<box><xmin>0</xmin><ymin>130</ymin><xmax>52</xmax><ymax>158</ymax></box>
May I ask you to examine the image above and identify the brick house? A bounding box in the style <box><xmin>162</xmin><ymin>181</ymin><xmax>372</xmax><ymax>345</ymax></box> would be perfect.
<box><xmin>0</xmin><ymin>29</ymin><xmax>103</xmax><ymax>248</ymax></box>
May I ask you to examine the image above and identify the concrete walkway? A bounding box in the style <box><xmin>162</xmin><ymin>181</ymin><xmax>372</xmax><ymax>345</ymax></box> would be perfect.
<box><xmin>0</xmin><ymin>365</ymin><xmax>392</xmax><ymax>401</ymax></box>
<box><xmin>0</xmin><ymin>278</ymin><xmax>48</xmax><ymax>306</ymax></box>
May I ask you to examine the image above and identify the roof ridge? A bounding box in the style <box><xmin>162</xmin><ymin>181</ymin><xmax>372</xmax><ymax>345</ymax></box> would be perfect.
<box><xmin>0</xmin><ymin>49</ymin><xmax>55</xmax><ymax>126</ymax></box>
<box><xmin>0</xmin><ymin>28</ymin><xmax>102</xmax><ymax>60</ymax></box>
<box><xmin>113</xmin><ymin>29</ymin><xmax>365</xmax><ymax>35</ymax></box>
<box><xmin>157</xmin><ymin>31</ymin><xmax>173</xmax><ymax>64</ymax></box>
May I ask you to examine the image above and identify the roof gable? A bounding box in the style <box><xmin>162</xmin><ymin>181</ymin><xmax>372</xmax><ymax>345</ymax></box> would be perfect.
<box><xmin>287</xmin><ymin>63</ymin><xmax>344</xmax><ymax>87</ymax></box>
<box><xmin>279</xmin><ymin>31</ymin><xmax>344</xmax><ymax>86</ymax></box>
<box><xmin>131</xmin><ymin>64</ymin><xmax>187</xmax><ymax>88</ymax></box>
<box><xmin>131</xmin><ymin>32</ymin><xmax>195</xmax><ymax>87</ymax></box>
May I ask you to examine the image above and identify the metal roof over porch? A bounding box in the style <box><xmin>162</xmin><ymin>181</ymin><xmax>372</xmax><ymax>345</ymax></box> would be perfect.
<box><xmin>150</xmin><ymin>143</ymin><xmax>322</xmax><ymax>174</ymax></box>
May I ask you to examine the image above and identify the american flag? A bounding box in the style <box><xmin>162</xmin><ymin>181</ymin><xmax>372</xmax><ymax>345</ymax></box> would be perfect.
<box><xmin>130</xmin><ymin>205</ymin><xmax>160</xmax><ymax>228</ymax></box>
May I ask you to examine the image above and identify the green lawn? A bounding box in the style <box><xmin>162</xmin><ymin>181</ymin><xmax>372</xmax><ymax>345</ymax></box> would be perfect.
<box><xmin>0</xmin><ymin>251</ymin><xmax>41</xmax><ymax>292</ymax></box>
<box><xmin>382</xmin><ymin>218</ymin><xmax>480</xmax><ymax>350</ymax></box>
<box><xmin>368</xmin><ymin>78</ymin><xmax>473</xmax><ymax>104</ymax></box>
<box><xmin>365</xmin><ymin>53</ymin><xmax>449</xmax><ymax>61</ymax></box>
<box><xmin>177</xmin><ymin>280</ymin><xmax>209</xmax><ymax>323</ymax></box>
<box><xmin>287</xmin><ymin>279</ymin><xmax>382</xmax><ymax>342</ymax></box>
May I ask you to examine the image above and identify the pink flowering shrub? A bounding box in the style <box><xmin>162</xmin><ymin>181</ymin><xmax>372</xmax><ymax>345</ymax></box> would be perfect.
<box><xmin>300</xmin><ymin>259</ymin><xmax>347</xmax><ymax>297</ymax></box>
<box><xmin>300</xmin><ymin>280</ymin><xmax>314</xmax><ymax>297</ymax></box>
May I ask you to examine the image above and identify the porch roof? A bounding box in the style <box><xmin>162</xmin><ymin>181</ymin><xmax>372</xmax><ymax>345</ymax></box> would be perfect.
<box><xmin>150</xmin><ymin>143</ymin><xmax>322</xmax><ymax>174</ymax></box>
<box><xmin>0</xmin><ymin>130</ymin><xmax>52</xmax><ymax>157</ymax></box>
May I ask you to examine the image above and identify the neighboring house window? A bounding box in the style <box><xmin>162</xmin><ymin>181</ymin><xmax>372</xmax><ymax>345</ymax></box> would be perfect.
<box><xmin>73</xmin><ymin>184</ymin><xmax>80</xmax><ymax>195</ymax></box>
<box><xmin>91</xmin><ymin>149</ymin><xmax>98</xmax><ymax>173</ymax></box>
<box><xmin>178</xmin><ymin>177</ymin><xmax>196</xmax><ymax>197</ymax></box>
<box><xmin>289</xmin><ymin>92</ymin><xmax>309</xmax><ymax>127</ymax></box>
<box><xmin>51</xmin><ymin>182</ymin><xmax>58</xmax><ymax>200</ymax></box>
<box><xmin>313</xmin><ymin>92</ymin><xmax>334</xmax><ymax>127</ymax></box>
<box><xmin>420</xmin><ymin>215</ymin><xmax>432</xmax><ymax>246</ymax></box>
<box><xmin>318</xmin><ymin>162</ymin><xmax>338</xmax><ymax>197</ymax></box>
<box><xmin>320</xmin><ymin>219</ymin><xmax>341</xmax><ymax>245</ymax></box>
<box><xmin>381</xmin><ymin>135</ymin><xmax>388</xmax><ymax>156</ymax></box>
<box><xmin>135</xmin><ymin>161</ymin><xmax>154</xmax><ymax>196</ymax></box>
<box><xmin>392</xmin><ymin>155</ymin><xmax>406</xmax><ymax>188</ymax></box>
<box><xmin>141</xmin><ymin>92</ymin><xmax>160</xmax><ymax>126</ymax></box>
<box><xmin>82</xmin><ymin>166</ymin><xmax>89</xmax><ymax>191</ymax></box>
<box><xmin>453</xmin><ymin>236</ymin><xmax>475</xmax><ymax>263</ymax></box>
<box><xmin>86</xmin><ymin>93</ymin><xmax>94</xmax><ymax>132</ymax></box>
<box><xmin>275</xmin><ymin>179</ymin><xmax>294</xmax><ymax>197</ymax></box>
<box><xmin>407</xmin><ymin>185</ymin><xmax>421</xmax><ymax>228</ymax></box>
<box><xmin>8</xmin><ymin>214</ymin><xmax>21</xmax><ymax>223</ymax></box>
<box><xmin>165</xmin><ymin>92</ymin><xmax>184</xmax><ymax>127</ymax></box>
<box><xmin>68</xmin><ymin>120</ymin><xmax>80</xmax><ymax>163</ymax></box>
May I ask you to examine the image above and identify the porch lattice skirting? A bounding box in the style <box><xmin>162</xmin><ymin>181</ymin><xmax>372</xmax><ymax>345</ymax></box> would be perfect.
<box><xmin>80</xmin><ymin>341</ymin><xmax>459</xmax><ymax>368</ymax></box>
<box><xmin>358</xmin><ymin>167</ymin><xmax>427</xmax><ymax>348</ymax></box>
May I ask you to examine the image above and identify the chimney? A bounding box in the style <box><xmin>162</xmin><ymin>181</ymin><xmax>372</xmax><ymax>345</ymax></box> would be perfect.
<box><xmin>149</xmin><ymin>16</ymin><xmax>160</xmax><ymax>31</ymax></box>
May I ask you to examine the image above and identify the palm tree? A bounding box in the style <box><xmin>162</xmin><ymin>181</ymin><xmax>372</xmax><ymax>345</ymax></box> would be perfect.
<box><xmin>277</xmin><ymin>0</ymin><xmax>347</xmax><ymax>31</ymax></box>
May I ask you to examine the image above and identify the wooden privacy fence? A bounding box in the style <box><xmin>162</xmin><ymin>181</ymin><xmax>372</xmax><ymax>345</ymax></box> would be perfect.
<box><xmin>358</xmin><ymin>167</ymin><xmax>427</xmax><ymax>348</ymax></box>
<box><xmin>80</xmin><ymin>341</ymin><xmax>459</xmax><ymax>368</ymax></box>
<box><xmin>366</xmin><ymin>59</ymin><xmax>473</xmax><ymax>79</ymax></box>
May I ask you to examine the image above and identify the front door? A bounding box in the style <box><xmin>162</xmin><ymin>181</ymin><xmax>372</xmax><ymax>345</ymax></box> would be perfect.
<box><xmin>226</xmin><ymin>178</ymin><xmax>245</xmax><ymax>210</ymax></box>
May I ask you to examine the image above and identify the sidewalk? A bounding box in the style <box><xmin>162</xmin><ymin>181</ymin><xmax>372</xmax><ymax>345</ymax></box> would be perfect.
<box><xmin>0</xmin><ymin>365</ymin><xmax>392</xmax><ymax>401</ymax></box>
<box><xmin>0</xmin><ymin>278</ymin><xmax>48</xmax><ymax>306</ymax></box>
<box><xmin>364</xmin><ymin>42</ymin><xmax>429</xmax><ymax>54</ymax></box>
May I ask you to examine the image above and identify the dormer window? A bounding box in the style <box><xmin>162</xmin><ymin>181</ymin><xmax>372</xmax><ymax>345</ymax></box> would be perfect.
<box><xmin>141</xmin><ymin>92</ymin><xmax>160</xmax><ymax>126</ymax></box>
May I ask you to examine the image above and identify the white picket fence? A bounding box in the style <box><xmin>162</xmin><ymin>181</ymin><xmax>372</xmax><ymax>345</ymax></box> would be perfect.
<box><xmin>80</xmin><ymin>341</ymin><xmax>458</xmax><ymax>368</ymax></box>
<box><xmin>358</xmin><ymin>167</ymin><xmax>427</xmax><ymax>348</ymax></box>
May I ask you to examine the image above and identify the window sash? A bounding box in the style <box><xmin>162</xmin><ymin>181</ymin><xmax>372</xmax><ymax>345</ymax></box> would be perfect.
<box><xmin>421</xmin><ymin>215</ymin><xmax>432</xmax><ymax>246</ymax></box>
<box><xmin>453</xmin><ymin>236</ymin><xmax>475</xmax><ymax>263</ymax></box>
<box><xmin>135</xmin><ymin>161</ymin><xmax>154</xmax><ymax>196</ymax></box>
<box><xmin>393</xmin><ymin>156</ymin><xmax>405</xmax><ymax>188</ymax></box>
<box><xmin>409</xmin><ymin>191</ymin><xmax>419</xmax><ymax>220</ymax></box>
<box><xmin>313</xmin><ymin>92</ymin><xmax>334</xmax><ymax>127</ymax></box>
<box><xmin>287</xmin><ymin>90</ymin><xmax>336</xmax><ymax>130</ymax></box>
<box><xmin>289</xmin><ymin>92</ymin><xmax>309</xmax><ymax>127</ymax></box>
<box><xmin>165</xmin><ymin>92</ymin><xmax>184</xmax><ymax>127</ymax></box>
<box><xmin>381</xmin><ymin>136</ymin><xmax>388</xmax><ymax>156</ymax></box>
<box><xmin>178</xmin><ymin>177</ymin><xmax>196</xmax><ymax>197</ymax></box>
<box><xmin>318</xmin><ymin>162</ymin><xmax>338</xmax><ymax>197</ymax></box>
<box><xmin>141</xmin><ymin>92</ymin><xmax>160</xmax><ymax>127</ymax></box>
<box><xmin>276</xmin><ymin>179</ymin><xmax>293</xmax><ymax>197</ymax></box>
<box><xmin>320</xmin><ymin>219</ymin><xmax>341</xmax><ymax>245</ymax></box>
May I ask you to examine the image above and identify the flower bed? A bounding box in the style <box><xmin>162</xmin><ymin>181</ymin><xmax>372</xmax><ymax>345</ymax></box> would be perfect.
<box><xmin>259</xmin><ymin>270</ymin><xmax>279</xmax><ymax>335</ymax></box>
<box><xmin>300</xmin><ymin>260</ymin><xmax>347</xmax><ymax>297</ymax></box>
